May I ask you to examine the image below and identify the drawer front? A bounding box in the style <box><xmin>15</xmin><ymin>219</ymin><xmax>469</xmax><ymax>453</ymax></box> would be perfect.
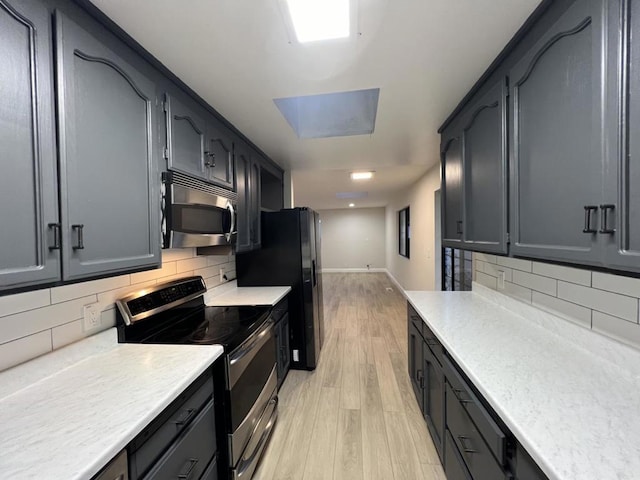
<box><xmin>423</xmin><ymin>323</ymin><xmax>443</xmax><ymax>365</ymax></box>
<box><xmin>444</xmin><ymin>430</ymin><xmax>473</xmax><ymax>480</ymax></box>
<box><xmin>143</xmin><ymin>399</ymin><xmax>217</xmax><ymax>480</ymax></box>
<box><xmin>446</xmin><ymin>383</ymin><xmax>508</xmax><ymax>480</ymax></box>
<box><xmin>200</xmin><ymin>455</ymin><xmax>219</xmax><ymax>480</ymax></box>
<box><xmin>132</xmin><ymin>377</ymin><xmax>213</xmax><ymax>478</ymax></box>
<box><xmin>444</xmin><ymin>354</ymin><xmax>507</xmax><ymax>462</ymax></box>
<box><xmin>408</xmin><ymin>304</ymin><xmax>425</xmax><ymax>338</ymax></box>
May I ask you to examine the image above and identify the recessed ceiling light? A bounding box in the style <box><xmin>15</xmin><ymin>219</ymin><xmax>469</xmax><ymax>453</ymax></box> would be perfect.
<box><xmin>285</xmin><ymin>0</ymin><xmax>350</xmax><ymax>43</ymax></box>
<box><xmin>349</xmin><ymin>203</ymin><xmax>355</xmax><ymax>207</ymax></box>
<box><xmin>351</xmin><ymin>171</ymin><xmax>374</xmax><ymax>180</ymax></box>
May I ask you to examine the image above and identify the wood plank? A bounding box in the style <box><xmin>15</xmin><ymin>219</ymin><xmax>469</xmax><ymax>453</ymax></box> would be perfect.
<box><xmin>383</xmin><ymin>410</ymin><xmax>424</xmax><ymax>480</ymax></box>
<box><xmin>334</xmin><ymin>409</ymin><xmax>363</xmax><ymax>480</ymax></box>
<box><xmin>340</xmin><ymin>336</ymin><xmax>360</xmax><ymax>409</ymax></box>
<box><xmin>302</xmin><ymin>387</ymin><xmax>340</xmax><ymax>480</ymax></box>
<box><xmin>371</xmin><ymin>337</ymin><xmax>404</xmax><ymax>412</ymax></box>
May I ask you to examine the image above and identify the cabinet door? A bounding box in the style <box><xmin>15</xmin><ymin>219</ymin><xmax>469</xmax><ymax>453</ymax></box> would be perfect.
<box><xmin>462</xmin><ymin>78</ymin><xmax>508</xmax><ymax>254</ymax></box>
<box><xmin>165</xmin><ymin>93</ymin><xmax>207</xmax><ymax>180</ymax></box>
<box><xmin>235</xmin><ymin>142</ymin><xmax>252</xmax><ymax>252</ymax></box>
<box><xmin>56</xmin><ymin>12</ymin><xmax>160</xmax><ymax>281</ymax></box>
<box><xmin>205</xmin><ymin>119</ymin><xmax>235</xmax><ymax>190</ymax></box>
<box><xmin>423</xmin><ymin>343</ymin><xmax>444</xmax><ymax>461</ymax></box>
<box><xmin>606</xmin><ymin>0</ymin><xmax>640</xmax><ymax>271</ymax></box>
<box><xmin>441</xmin><ymin>132</ymin><xmax>464</xmax><ymax>247</ymax></box>
<box><xmin>0</xmin><ymin>0</ymin><xmax>61</xmax><ymax>290</ymax></box>
<box><xmin>408</xmin><ymin>321</ymin><xmax>424</xmax><ymax>412</ymax></box>
<box><xmin>509</xmin><ymin>0</ymin><xmax>605</xmax><ymax>265</ymax></box>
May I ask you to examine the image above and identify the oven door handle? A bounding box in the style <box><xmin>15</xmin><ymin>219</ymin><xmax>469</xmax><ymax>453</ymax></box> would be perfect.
<box><xmin>234</xmin><ymin>396</ymin><xmax>278</xmax><ymax>480</ymax></box>
<box><xmin>228</xmin><ymin>317</ymin><xmax>275</xmax><ymax>387</ymax></box>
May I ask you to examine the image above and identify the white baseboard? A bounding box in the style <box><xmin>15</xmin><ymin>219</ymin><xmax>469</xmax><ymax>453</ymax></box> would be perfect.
<box><xmin>321</xmin><ymin>268</ymin><xmax>387</xmax><ymax>273</ymax></box>
<box><xmin>382</xmin><ymin>269</ymin><xmax>409</xmax><ymax>299</ymax></box>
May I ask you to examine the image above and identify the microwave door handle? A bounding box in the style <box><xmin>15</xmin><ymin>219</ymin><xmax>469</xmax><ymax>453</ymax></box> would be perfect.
<box><xmin>227</xmin><ymin>201</ymin><xmax>236</xmax><ymax>240</ymax></box>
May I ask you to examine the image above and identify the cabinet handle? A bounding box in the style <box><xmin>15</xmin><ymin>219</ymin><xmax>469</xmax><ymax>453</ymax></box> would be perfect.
<box><xmin>173</xmin><ymin>408</ymin><xmax>195</xmax><ymax>427</ymax></box>
<box><xmin>599</xmin><ymin>204</ymin><xmax>616</xmax><ymax>234</ymax></box>
<box><xmin>48</xmin><ymin>223</ymin><xmax>61</xmax><ymax>250</ymax></box>
<box><xmin>204</xmin><ymin>151</ymin><xmax>216</xmax><ymax>168</ymax></box>
<box><xmin>456</xmin><ymin>221</ymin><xmax>463</xmax><ymax>234</ymax></box>
<box><xmin>177</xmin><ymin>458</ymin><xmax>198</xmax><ymax>480</ymax></box>
<box><xmin>425</xmin><ymin>338</ymin><xmax>438</xmax><ymax>347</ymax></box>
<box><xmin>582</xmin><ymin>205</ymin><xmax>598</xmax><ymax>233</ymax></box>
<box><xmin>71</xmin><ymin>224</ymin><xmax>85</xmax><ymax>250</ymax></box>
<box><xmin>458</xmin><ymin>436</ymin><xmax>477</xmax><ymax>454</ymax></box>
<box><xmin>417</xmin><ymin>369</ymin><xmax>424</xmax><ymax>389</ymax></box>
<box><xmin>453</xmin><ymin>388</ymin><xmax>473</xmax><ymax>405</ymax></box>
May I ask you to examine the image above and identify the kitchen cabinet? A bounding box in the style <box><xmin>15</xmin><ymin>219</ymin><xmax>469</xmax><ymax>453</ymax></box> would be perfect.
<box><xmin>441</xmin><ymin>128</ymin><xmax>464</xmax><ymax>247</ymax></box>
<box><xmin>407</xmin><ymin>305</ymin><xmax>444</xmax><ymax>461</ymax></box>
<box><xmin>0</xmin><ymin>0</ymin><xmax>61</xmax><ymax>291</ymax></box>
<box><xmin>606</xmin><ymin>0</ymin><xmax>640</xmax><ymax>271</ymax></box>
<box><xmin>56</xmin><ymin>11</ymin><xmax>160</xmax><ymax>281</ymax></box>
<box><xmin>441</xmin><ymin>76</ymin><xmax>508</xmax><ymax>254</ymax></box>
<box><xmin>164</xmin><ymin>93</ymin><xmax>235</xmax><ymax>190</ymax></box>
<box><xmin>461</xmin><ymin>78</ymin><xmax>508</xmax><ymax>254</ymax></box>
<box><xmin>509</xmin><ymin>0</ymin><xmax>609</xmax><ymax>266</ymax></box>
<box><xmin>272</xmin><ymin>295</ymin><xmax>291</xmax><ymax>389</ymax></box>
<box><xmin>234</xmin><ymin>140</ymin><xmax>255</xmax><ymax>253</ymax></box>
<box><xmin>250</xmin><ymin>150</ymin><xmax>262</xmax><ymax>248</ymax></box>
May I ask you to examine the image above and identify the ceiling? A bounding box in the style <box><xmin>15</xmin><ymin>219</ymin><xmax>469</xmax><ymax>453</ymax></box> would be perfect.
<box><xmin>90</xmin><ymin>0</ymin><xmax>541</xmax><ymax>210</ymax></box>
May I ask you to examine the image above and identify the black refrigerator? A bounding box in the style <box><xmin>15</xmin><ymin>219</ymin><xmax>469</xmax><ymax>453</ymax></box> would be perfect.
<box><xmin>236</xmin><ymin>208</ymin><xmax>324</xmax><ymax>370</ymax></box>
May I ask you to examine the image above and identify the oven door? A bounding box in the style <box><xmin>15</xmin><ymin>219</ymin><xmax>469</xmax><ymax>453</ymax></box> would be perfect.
<box><xmin>226</xmin><ymin>318</ymin><xmax>277</xmax><ymax>467</ymax></box>
<box><xmin>164</xmin><ymin>183</ymin><xmax>237</xmax><ymax>248</ymax></box>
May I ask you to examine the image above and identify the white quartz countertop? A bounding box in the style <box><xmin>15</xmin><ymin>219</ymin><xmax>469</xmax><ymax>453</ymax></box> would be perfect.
<box><xmin>206</xmin><ymin>283</ymin><xmax>291</xmax><ymax>307</ymax></box>
<box><xmin>406</xmin><ymin>287</ymin><xmax>640</xmax><ymax>480</ymax></box>
<box><xmin>0</xmin><ymin>329</ymin><xmax>223</xmax><ymax>480</ymax></box>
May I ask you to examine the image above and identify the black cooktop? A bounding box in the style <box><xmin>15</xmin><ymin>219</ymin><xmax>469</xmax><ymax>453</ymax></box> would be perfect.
<box><xmin>116</xmin><ymin>276</ymin><xmax>271</xmax><ymax>352</ymax></box>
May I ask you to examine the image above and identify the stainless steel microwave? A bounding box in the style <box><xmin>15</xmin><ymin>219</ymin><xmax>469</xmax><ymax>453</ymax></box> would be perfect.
<box><xmin>162</xmin><ymin>171</ymin><xmax>237</xmax><ymax>249</ymax></box>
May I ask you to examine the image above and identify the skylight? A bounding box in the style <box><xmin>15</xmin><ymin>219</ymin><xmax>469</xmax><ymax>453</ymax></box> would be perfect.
<box><xmin>285</xmin><ymin>0</ymin><xmax>350</xmax><ymax>43</ymax></box>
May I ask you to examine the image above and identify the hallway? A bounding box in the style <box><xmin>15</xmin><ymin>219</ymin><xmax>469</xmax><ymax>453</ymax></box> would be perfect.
<box><xmin>254</xmin><ymin>273</ymin><xmax>446</xmax><ymax>480</ymax></box>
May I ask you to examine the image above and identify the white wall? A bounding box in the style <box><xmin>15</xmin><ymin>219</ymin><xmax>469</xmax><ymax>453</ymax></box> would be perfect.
<box><xmin>317</xmin><ymin>207</ymin><xmax>386</xmax><ymax>271</ymax></box>
<box><xmin>0</xmin><ymin>250</ymin><xmax>236</xmax><ymax>372</ymax></box>
<box><xmin>385</xmin><ymin>165</ymin><xmax>441</xmax><ymax>291</ymax></box>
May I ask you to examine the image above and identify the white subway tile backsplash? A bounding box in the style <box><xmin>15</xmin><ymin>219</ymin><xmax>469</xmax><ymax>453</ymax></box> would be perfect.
<box><xmin>0</xmin><ymin>290</ymin><xmax>50</xmax><ymax>318</ymax></box>
<box><xmin>0</xmin><ymin>331</ymin><xmax>52</xmax><ymax>372</ymax></box>
<box><xmin>592</xmin><ymin>311</ymin><xmax>640</xmax><ymax>349</ymax></box>
<box><xmin>483</xmin><ymin>263</ymin><xmax>513</xmax><ymax>283</ymax></box>
<box><xmin>176</xmin><ymin>257</ymin><xmax>208</xmax><ymax>273</ymax></box>
<box><xmin>502</xmin><ymin>281</ymin><xmax>532</xmax><ymax>303</ymax></box>
<box><xmin>0</xmin><ymin>295</ymin><xmax>96</xmax><ymax>345</ymax></box>
<box><xmin>512</xmin><ymin>270</ymin><xmax>557</xmax><ymax>296</ymax></box>
<box><xmin>592</xmin><ymin>272</ymin><xmax>640</xmax><ymax>299</ymax></box>
<box><xmin>475</xmin><ymin>261</ymin><xmax>485</xmax><ymax>273</ymax></box>
<box><xmin>531</xmin><ymin>292</ymin><xmax>592</xmax><ymax>328</ymax></box>
<box><xmin>473</xmin><ymin>252</ymin><xmax>498</xmax><ymax>264</ymax></box>
<box><xmin>496</xmin><ymin>257</ymin><xmax>532</xmax><ymax>272</ymax></box>
<box><xmin>0</xmin><ymin>247</ymin><xmax>237</xmax><ymax>372</ymax></box>
<box><xmin>557</xmin><ymin>281</ymin><xmax>638</xmax><ymax>323</ymax></box>
<box><xmin>475</xmin><ymin>272</ymin><xmax>498</xmax><ymax>290</ymax></box>
<box><xmin>51</xmin><ymin>275</ymin><xmax>130</xmax><ymax>304</ymax></box>
<box><xmin>130</xmin><ymin>261</ymin><xmax>177</xmax><ymax>284</ymax></box>
<box><xmin>532</xmin><ymin>262</ymin><xmax>591</xmax><ymax>286</ymax></box>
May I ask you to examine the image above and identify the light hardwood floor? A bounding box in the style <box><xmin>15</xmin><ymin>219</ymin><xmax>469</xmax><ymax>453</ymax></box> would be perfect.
<box><xmin>254</xmin><ymin>273</ymin><xmax>446</xmax><ymax>480</ymax></box>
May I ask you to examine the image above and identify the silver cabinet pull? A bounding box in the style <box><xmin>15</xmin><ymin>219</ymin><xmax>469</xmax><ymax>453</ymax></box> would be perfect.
<box><xmin>177</xmin><ymin>458</ymin><xmax>198</xmax><ymax>480</ymax></box>
<box><xmin>72</xmin><ymin>224</ymin><xmax>85</xmax><ymax>250</ymax></box>
<box><xmin>48</xmin><ymin>223</ymin><xmax>61</xmax><ymax>250</ymax></box>
<box><xmin>458</xmin><ymin>435</ymin><xmax>477</xmax><ymax>454</ymax></box>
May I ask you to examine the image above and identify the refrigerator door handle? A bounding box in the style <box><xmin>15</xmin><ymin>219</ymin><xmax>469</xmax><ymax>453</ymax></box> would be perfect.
<box><xmin>312</xmin><ymin>260</ymin><xmax>317</xmax><ymax>287</ymax></box>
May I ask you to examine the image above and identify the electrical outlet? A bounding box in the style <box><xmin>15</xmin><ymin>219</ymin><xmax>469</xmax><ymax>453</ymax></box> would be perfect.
<box><xmin>220</xmin><ymin>267</ymin><xmax>225</xmax><ymax>283</ymax></box>
<box><xmin>83</xmin><ymin>303</ymin><xmax>101</xmax><ymax>331</ymax></box>
<box><xmin>293</xmin><ymin>349</ymin><xmax>299</xmax><ymax>362</ymax></box>
<box><xmin>497</xmin><ymin>271</ymin><xmax>506</xmax><ymax>290</ymax></box>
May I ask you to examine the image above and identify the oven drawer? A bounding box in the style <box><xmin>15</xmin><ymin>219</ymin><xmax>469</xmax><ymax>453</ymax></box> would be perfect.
<box><xmin>446</xmin><ymin>383</ymin><xmax>510</xmax><ymax>480</ymax></box>
<box><xmin>142</xmin><ymin>399</ymin><xmax>217</xmax><ymax>480</ymax></box>
<box><xmin>444</xmin><ymin>354</ymin><xmax>507</xmax><ymax>463</ymax></box>
<box><xmin>130</xmin><ymin>374</ymin><xmax>213</xmax><ymax>478</ymax></box>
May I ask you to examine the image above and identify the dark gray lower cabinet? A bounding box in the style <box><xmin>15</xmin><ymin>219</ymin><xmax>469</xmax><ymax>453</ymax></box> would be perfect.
<box><xmin>56</xmin><ymin>11</ymin><xmax>160</xmax><ymax>281</ymax></box>
<box><xmin>275</xmin><ymin>312</ymin><xmax>291</xmax><ymax>389</ymax></box>
<box><xmin>444</xmin><ymin>430</ymin><xmax>472</xmax><ymax>480</ymax></box>
<box><xmin>408</xmin><ymin>320</ymin><xmax>424</xmax><ymax>412</ymax></box>
<box><xmin>0</xmin><ymin>0</ymin><xmax>61</xmax><ymax>291</ymax></box>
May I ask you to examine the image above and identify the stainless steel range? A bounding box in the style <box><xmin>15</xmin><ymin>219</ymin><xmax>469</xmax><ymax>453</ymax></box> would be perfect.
<box><xmin>116</xmin><ymin>276</ymin><xmax>278</xmax><ymax>480</ymax></box>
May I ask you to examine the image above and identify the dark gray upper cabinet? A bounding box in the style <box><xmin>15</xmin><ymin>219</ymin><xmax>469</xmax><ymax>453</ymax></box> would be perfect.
<box><xmin>234</xmin><ymin>140</ymin><xmax>253</xmax><ymax>253</ymax></box>
<box><xmin>461</xmin><ymin>79</ymin><xmax>508</xmax><ymax>254</ymax></box>
<box><xmin>509</xmin><ymin>0</ymin><xmax>606</xmax><ymax>265</ymax></box>
<box><xmin>249</xmin><ymin>151</ymin><xmax>262</xmax><ymax>249</ymax></box>
<box><xmin>164</xmin><ymin>92</ymin><xmax>207</xmax><ymax>180</ymax></box>
<box><xmin>605</xmin><ymin>0</ymin><xmax>640</xmax><ymax>271</ymax></box>
<box><xmin>0</xmin><ymin>0</ymin><xmax>61</xmax><ymax>291</ymax></box>
<box><xmin>205</xmin><ymin>118</ymin><xmax>235</xmax><ymax>190</ymax></box>
<box><xmin>56</xmin><ymin>11</ymin><xmax>160</xmax><ymax>281</ymax></box>
<box><xmin>441</xmin><ymin>132</ymin><xmax>464</xmax><ymax>246</ymax></box>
